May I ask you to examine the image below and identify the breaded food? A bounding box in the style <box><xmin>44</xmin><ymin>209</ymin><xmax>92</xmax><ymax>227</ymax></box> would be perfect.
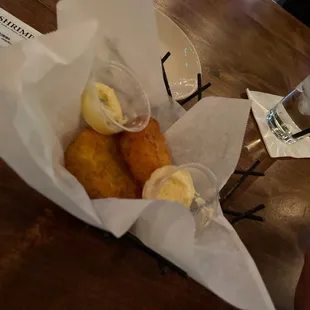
<box><xmin>65</xmin><ymin>127</ymin><xmax>140</xmax><ymax>199</ymax></box>
<box><xmin>119</xmin><ymin>118</ymin><xmax>172</xmax><ymax>185</ymax></box>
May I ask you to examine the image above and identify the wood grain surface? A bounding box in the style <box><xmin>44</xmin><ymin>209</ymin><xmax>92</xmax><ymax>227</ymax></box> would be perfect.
<box><xmin>1</xmin><ymin>0</ymin><xmax>310</xmax><ymax>309</ymax></box>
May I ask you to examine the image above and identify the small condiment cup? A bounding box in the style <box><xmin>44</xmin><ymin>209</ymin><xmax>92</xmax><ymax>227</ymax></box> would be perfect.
<box><xmin>143</xmin><ymin>163</ymin><xmax>220</xmax><ymax>230</ymax></box>
<box><xmin>82</xmin><ymin>61</ymin><xmax>151</xmax><ymax>134</ymax></box>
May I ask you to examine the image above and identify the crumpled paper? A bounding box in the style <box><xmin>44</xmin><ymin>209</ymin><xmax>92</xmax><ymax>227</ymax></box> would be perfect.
<box><xmin>0</xmin><ymin>1</ymin><xmax>274</xmax><ymax>309</ymax></box>
<box><xmin>247</xmin><ymin>89</ymin><xmax>310</xmax><ymax>158</ymax></box>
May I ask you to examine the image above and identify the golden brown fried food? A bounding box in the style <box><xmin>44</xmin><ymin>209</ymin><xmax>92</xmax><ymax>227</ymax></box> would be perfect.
<box><xmin>65</xmin><ymin>127</ymin><xmax>141</xmax><ymax>199</ymax></box>
<box><xmin>119</xmin><ymin>118</ymin><xmax>172</xmax><ymax>185</ymax></box>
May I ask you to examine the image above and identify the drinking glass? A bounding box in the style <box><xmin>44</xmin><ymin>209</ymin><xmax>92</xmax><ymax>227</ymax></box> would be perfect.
<box><xmin>266</xmin><ymin>75</ymin><xmax>310</xmax><ymax>144</ymax></box>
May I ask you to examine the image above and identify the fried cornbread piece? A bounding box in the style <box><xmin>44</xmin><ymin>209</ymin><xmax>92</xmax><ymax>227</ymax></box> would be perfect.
<box><xmin>65</xmin><ymin>127</ymin><xmax>140</xmax><ymax>199</ymax></box>
<box><xmin>119</xmin><ymin>118</ymin><xmax>172</xmax><ymax>185</ymax></box>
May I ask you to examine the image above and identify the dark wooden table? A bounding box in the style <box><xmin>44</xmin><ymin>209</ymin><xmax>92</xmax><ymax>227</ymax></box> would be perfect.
<box><xmin>1</xmin><ymin>0</ymin><xmax>310</xmax><ymax>309</ymax></box>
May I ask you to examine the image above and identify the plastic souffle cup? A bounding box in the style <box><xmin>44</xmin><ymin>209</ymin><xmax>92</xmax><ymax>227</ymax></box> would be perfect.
<box><xmin>142</xmin><ymin>163</ymin><xmax>220</xmax><ymax>233</ymax></box>
<box><xmin>82</xmin><ymin>61</ymin><xmax>151</xmax><ymax>135</ymax></box>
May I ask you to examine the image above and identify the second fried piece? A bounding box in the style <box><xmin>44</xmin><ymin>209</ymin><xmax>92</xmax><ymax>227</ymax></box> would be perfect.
<box><xmin>119</xmin><ymin>118</ymin><xmax>172</xmax><ymax>185</ymax></box>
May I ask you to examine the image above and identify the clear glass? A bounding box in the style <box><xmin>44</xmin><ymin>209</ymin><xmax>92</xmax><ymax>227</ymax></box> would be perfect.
<box><xmin>266</xmin><ymin>75</ymin><xmax>310</xmax><ymax>144</ymax></box>
<box><xmin>86</xmin><ymin>61</ymin><xmax>151</xmax><ymax>133</ymax></box>
<box><xmin>142</xmin><ymin>163</ymin><xmax>220</xmax><ymax>234</ymax></box>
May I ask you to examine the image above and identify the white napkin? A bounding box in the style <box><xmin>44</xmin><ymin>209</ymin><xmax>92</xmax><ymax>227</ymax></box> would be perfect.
<box><xmin>247</xmin><ymin>89</ymin><xmax>310</xmax><ymax>158</ymax></box>
<box><xmin>0</xmin><ymin>1</ymin><xmax>275</xmax><ymax>309</ymax></box>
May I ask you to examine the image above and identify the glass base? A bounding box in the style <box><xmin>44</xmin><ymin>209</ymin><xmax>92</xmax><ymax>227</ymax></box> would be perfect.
<box><xmin>266</xmin><ymin>110</ymin><xmax>296</xmax><ymax>144</ymax></box>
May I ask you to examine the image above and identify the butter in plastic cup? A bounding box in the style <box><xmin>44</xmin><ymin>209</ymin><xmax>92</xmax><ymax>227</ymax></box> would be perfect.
<box><xmin>143</xmin><ymin>163</ymin><xmax>220</xmax><ymax>233</ymax></box>
<box><xmin>82</xmin><ymin>61</ymin><xmax>151</xmax><ymax>135</ymax></box>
